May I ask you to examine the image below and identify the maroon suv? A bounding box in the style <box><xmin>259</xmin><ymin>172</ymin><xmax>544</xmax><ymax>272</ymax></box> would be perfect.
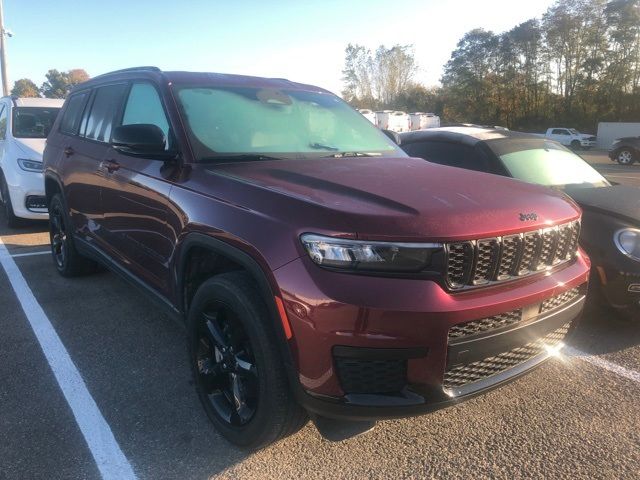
<box><xmin>43</xmin><ymin>67</ymin><xmax>590</xmax><ymax>448</ymax></box>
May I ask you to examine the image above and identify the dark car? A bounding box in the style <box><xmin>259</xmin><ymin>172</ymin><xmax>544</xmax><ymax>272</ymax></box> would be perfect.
<box><xmin>400</xmin><ymin>127</ymin><xmax>639</xmax><ymax>320</ymax></box>
<box><xmin>609</xmin><ymin>136</ymin><xmax>640</xmax><ymax>165</ymax></box>
<box><xmin>43</xmin><ymin>68</ymin><xmax>589</xmax><ymax>448</ymax></box>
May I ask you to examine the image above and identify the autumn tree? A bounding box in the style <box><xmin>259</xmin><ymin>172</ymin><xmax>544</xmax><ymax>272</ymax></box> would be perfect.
<box><xmin>11</xmin><ymin>78</ymin><xmax>40</xmax><ymax>97</ymax></box>
<box><xmin>40</xmin><ymin>69</ymin><xmax>90</xmax><ymax>98</ymax></box>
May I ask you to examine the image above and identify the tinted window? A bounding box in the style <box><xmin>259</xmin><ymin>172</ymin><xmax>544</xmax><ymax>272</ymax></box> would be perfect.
<box><xmin>175</xmin><ymin>86</ymin><xmax>400</xmax><ymax>161</ymax></box>
<box><xmin>11</xmin><ymin>107</ymin><xmax>61</xmax><ymax>139</ymax></box>
<box><xmin>83</xmin><ymin>84</ymin><xmax>127</xmax><ymax>142</ymax></box>
<box><xmin>122</xmin><ymin>83</ymin><xmax>170</xmax><ymax>149</ymax></box>
<box><xmin>551</xmin><ymin>129</ymin><xmax>568</xmax><ymax>135</ymax></box>
<box><xmin>60</xmin><ymin>92</ymin><xmax>89</xmax><ymax>135</ymax></box>
<box><xmin>0</xmin><ymin>106</ymin><xmax>6</xmax><ymax>140</ymax></box>
<box><xmin>402</xmin><ymin>141</ymin><xmax>490</xmax><ymax>172</ymax></box>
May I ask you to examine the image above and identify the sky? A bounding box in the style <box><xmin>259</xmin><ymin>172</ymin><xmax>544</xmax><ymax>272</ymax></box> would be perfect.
<box><xmin>5</xmin><ymin>0</ymin><xmax>556</xmax><ymax>96</ymax></box>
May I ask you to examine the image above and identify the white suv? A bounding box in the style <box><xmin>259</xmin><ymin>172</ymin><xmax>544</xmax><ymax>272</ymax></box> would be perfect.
<box><xmin>0</xmin><ymin>97</ymin><xmax>63</xmax><ymax>226</ymax></box>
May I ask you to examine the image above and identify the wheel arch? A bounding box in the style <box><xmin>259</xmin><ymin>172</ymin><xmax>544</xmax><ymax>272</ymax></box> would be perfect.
<box><xmin>175</xmin><ymin>233</ymin><xmax>295</xmax><ymax>365</ymax></box>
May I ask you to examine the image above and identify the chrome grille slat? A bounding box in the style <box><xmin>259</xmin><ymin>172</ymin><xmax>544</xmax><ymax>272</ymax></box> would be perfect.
<box><xmin>445</xmin><ymin>220</ymin><xmax>580</xmax><ymax>290</ymax></box>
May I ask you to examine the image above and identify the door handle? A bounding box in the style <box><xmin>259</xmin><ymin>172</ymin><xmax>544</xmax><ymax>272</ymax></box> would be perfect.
<box><xmin>101</xmin><ymin>159</ymin><xmax>120</xmax><ymax>173</ymax></box>
<box><xmin>64</xmin><ymin>147</ymin><xmax>74</xmax><ymax>157</ymax></box>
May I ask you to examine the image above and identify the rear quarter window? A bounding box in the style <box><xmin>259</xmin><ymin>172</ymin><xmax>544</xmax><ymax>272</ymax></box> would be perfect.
<box><xmin>60</xmin><ymin>92</ymin><xmax>89</xmax><ymax>135</ymax></box>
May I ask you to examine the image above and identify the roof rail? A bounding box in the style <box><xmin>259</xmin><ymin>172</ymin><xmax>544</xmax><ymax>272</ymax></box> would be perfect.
<box><xmin>94</xmin><ymin>66</ymin><xmax>161</xmax><ymax>78</ymax></box>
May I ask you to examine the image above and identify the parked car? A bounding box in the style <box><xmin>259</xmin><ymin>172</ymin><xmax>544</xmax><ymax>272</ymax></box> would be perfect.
<box><xmin>609</xmin><ymin>136</ymin><xmax>640</xmax><ymax>165</ymax></box>
<box><xmin>409</xmin><ymin>112</ymin><xmax>440</xmax><ymax>131</ymax></box>
<box><xmin>0</xmin><ymin>96</ymin><xmax>63</xmax><ymax>226</ymax></box>
<box><xmin>544</xmin><ymin>127</ymin><xmax>596</xmax><ymax>150</ymax></box>
<box><xmin>44</xmin><ymin>68</ymin><xmax>590</xmax><ymax>448</ymax></box>
<box><xmin>357</xmin><ymin>109</ymin><xmax>377</xmax><ymax>125</ymax></box>
<box><xmin>400</xmin><ymin>127</ymin><xmax>639</xmax><ymax>320</ymax></box>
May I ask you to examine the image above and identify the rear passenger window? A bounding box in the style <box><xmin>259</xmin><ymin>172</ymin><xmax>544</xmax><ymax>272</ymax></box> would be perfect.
<box><xmin>60</xmin><ymin>92</ymin><xmax>88</xmax><ymax>135</ymax></box>
<box><xmin>82</xmin><ymin>84</ymin><xmax>127</xmax><ymax>142</ymax></box>
<box><xmin>122</xmin><ymin>83</ymin><xmax>170</xmax><ymax>149</ymax></box>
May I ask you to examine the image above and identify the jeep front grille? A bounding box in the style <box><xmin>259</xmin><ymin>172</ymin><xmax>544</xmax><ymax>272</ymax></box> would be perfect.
<box><xmin>443</xmin><ymin>323</ymin><xmax>570</xmax><ymax>389</ymax></box>
<box><xmin>445</xmin><ymin>220</ymin><xmax>580</xmax><ymax>290</ymax></box>
<box><xmin>539</xmin><ymin>287</ymin><xmax>581</xmax><ymax>314</ymax></box>
<box><xmin>448</xmin><ymin>309</ymin><xmax>523</xmax><ymax>340</ymax></box>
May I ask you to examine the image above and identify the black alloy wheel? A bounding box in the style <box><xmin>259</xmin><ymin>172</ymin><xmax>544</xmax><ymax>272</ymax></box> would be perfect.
<box><xmin>195</xmin><ymin>305</ymin><xmax>259</xmax><ymax>426</ymax></box>
<box><xmin>49</xmin><ymin>201</ymin><xmax>67</xmax><ymax>269</ymax></box>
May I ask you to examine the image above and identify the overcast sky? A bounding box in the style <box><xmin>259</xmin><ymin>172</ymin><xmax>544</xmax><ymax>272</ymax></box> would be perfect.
<box><xmin>6</xmin><ymin>0</ymin><xmax>556</xmax><ymax>95</ymax></box>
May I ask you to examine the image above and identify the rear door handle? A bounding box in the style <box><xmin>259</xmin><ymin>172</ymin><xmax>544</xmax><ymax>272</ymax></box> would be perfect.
<box><xmin>64</xmin><ymin>147</ymin><xmax>74</xmax><ymax>157</ymax></box>
<box><xmin>101</xmin><ymin>159</ymin><xmax>120</xmax><ymax>173</ymax></box>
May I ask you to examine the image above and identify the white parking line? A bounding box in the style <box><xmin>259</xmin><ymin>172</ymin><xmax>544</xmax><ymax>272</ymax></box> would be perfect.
<box><xmin>566</xmin><ymin>347</ymin><xmax>640</xmax><ymax>384</ymax></box>
<box><xmin>0</xmin><ymin>238</ymin><xmax>137</xmax><ymax>480</ymax></box>
<box><xmin>11</xmin><ymin>250</ymin><xmax>51</xmax><ymax>258</ymax></box>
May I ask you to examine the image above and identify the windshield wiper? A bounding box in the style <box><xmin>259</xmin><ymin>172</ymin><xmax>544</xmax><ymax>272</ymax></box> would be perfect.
<box><xmin>323</xmin><ymin>151</ymin><xmax>378</xmax><ymax>158</ymax></box>
<box><xmin>199</xmin><ymin>154</ymin><xmax>283</xmax><ymax>163</ymax></box>
<box><xmin>309</xmin><ymin>142</ymin><xmax>340</xmax><ymax>151</ymax></box>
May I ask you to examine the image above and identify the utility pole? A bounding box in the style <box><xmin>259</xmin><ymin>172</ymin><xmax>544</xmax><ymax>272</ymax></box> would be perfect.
<box><xmin>0</xmin><ymin>0</ymin><xmax>8</xmax><ymax>96</ymax></box>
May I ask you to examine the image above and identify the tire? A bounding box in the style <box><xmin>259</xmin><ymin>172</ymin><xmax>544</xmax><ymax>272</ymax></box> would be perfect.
<box><xmin>48</xmin><ymin>193</ymin><xmax>99</xmax><ymax>276</ymax></box>
<box><xmin>570</xmin><ymin>140</ymin><xmax>581</xmax><ymax>150</ymax></box>
<box><xmin>616</xmin><ymin>148</ymin><xmax>636</xmax><ymax>165</ymax></box>
<box><xmin>188</xmin><ymin>272</ymin><xmax>307</xmax><ymax>449</ymax></box>
<box><xmin>0</xmin><ymin>172</ymin><xmax>21</xmax><ymax>228</ymax></box>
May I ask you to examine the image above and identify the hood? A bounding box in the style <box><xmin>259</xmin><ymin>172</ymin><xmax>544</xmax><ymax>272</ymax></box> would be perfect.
<box><xmin>14</xmin><ymin>138</ymin><xmax>46</xmax><ymax>159</ymax></box>
<box><xmin>565</xmin><ymin>185</ymin><xmax>640</xmax><ymax>225</ymax></box>
<box><xmin>203</xmin><ymin>156</ymin><xmax>581</xmax><ymax>241</ymax></box>
<box><xmin>579</xmin><ymin>133</ymin><xmax>596</xmax><ymax>140</ymax></box>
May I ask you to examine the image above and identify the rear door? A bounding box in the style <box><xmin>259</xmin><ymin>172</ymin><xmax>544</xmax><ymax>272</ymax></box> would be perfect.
<box><xmin>61</xmin><ymin>84</ymin><xmax>128</xmax><ymax>245</ymax></box>
<box><xmin>98</xmin><ymin>81</ymin><xmax>177</xmax><ymax>296</ymax></box>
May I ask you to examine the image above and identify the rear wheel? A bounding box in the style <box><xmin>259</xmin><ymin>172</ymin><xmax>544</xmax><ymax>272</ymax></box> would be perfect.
<box><xmin>0</xmin><ymin>173</ymin><xmax>21</xmax><ymax>228</ymax></box>
<box><xmin>48</xmin><ymin>193</ymin><xmax>99</xmax><ymax>276</ymax></box>
<box><xmin>188</xmin><ymin>272</ymin><xmax>307</xmax><ymax>449</ymax></box>
<box><xmin>616</xmin><ymin>149</ymin><xmax>636</xmax><ymax>165</ymax></box>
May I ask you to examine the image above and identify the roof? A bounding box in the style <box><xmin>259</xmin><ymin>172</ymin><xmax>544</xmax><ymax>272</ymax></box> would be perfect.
<box><xmin>72</xmin><ymin>66</ymin><xmax>332</xmax><ymax>95</ymax></box>
<box><xmin>399</xmin><ymin>126</ymin><xmax>539</xmax><ymax>146</ymax></box>
<box><xmin>4</xmin><ymin>97</ymin><xmax>64</xmax><ymax>108</ymax></box>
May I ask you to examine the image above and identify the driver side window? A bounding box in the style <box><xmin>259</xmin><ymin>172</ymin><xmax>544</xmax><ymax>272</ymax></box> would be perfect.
<box><xmin>0</xmin><ymin>105</ymin><xmax>7</xmax><ymax>140</ymax></box>
<box><xmin>122</xmin><ymin>83</ymin><xmax>171</xmax><ymax>150</ymax></box>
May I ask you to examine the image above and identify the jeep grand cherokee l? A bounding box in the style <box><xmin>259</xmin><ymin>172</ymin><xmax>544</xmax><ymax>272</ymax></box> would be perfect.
<box><xmin>43</xmin><ymin>67</ymin><xmax>590</xmax><ymax>449</ymax></box>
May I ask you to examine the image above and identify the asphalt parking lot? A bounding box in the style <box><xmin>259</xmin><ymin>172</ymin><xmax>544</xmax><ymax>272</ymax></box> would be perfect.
<box><xmin>0</xmin><ymin>151</ymin><xmax>639</xmax><ymax>480</ymax></box>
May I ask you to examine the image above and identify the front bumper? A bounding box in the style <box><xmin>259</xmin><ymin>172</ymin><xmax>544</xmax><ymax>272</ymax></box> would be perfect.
<box><xmin>580</xmin><ymin>140</ymin><xmax>597</xmax><ymax>148</ymax></box>
<box><xmin>6</xmin><ymin>171</ymin><xmax>48</xmax><ymax>220</ymax></box>
<box><xmin>274</xmin><ymin>252</ymin><xmax>590</xmax><ymax>420</ymax></box>
<box><xmin>596</xmin><ymin>265</ymin><xmax>640</xmax><ymax>317</ymax></box>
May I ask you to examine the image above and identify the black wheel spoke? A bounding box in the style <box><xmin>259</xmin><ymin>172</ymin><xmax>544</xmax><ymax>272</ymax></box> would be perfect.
<box><xmin>203</xmin><ymin>312</ymin><xmax>230</xmax><ymax>349</ymax></box>
<box><xmin>234</xmin><ymin>355</ymin><xmax>257</xmax><ymax>377</ymax></box>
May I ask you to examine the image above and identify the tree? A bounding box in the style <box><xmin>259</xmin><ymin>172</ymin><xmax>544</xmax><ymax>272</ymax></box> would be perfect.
<box><xmin>342</xmin><ymin>44</ymin><xmax>417</xmax><ymax>107</ymax></box>
<box><xmin>11</xmin><ymin>78</ymin><xmax>40</xmax><ymax>97</ymax></box>
<box><xmin>40</xmin><ymin>68</ymin><xmax>90</xmax><ymax>98</ymax></box>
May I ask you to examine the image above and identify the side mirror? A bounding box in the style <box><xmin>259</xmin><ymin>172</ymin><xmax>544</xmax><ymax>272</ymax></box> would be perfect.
<box><xmin>382</xmin><ymin>129</ymin><xmax>401</xmax><ymax>145</ymax></box>
<box><xmin>112</xmin><ymin>124</ymin><xmax>171</xmax><ymax>158</ymax></box>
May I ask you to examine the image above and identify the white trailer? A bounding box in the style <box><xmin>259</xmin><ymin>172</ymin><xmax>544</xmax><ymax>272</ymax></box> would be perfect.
<box><xmin>375</xmin><ymin>110</ymin><xmax>393</xmax><ymax>130</ymax></box>
<box><xmin>387</xmin><ymin>111</ymin><xmax>411</xmax><ymax>132</ymax></box>
<box><xmin>358</xmin><ymin>109</ymin><xmax>377</xmax><ymax>125</ymax></box>
<box><xmin>409</xmin><ymin>112</ymin><xmax>441</xmax><ymax>130</ymax></box>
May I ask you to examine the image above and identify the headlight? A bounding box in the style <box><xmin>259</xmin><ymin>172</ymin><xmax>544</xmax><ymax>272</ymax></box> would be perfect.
<box><xmin>17</xmin><ymin>158</ymin><xmax>43</xmax><ymax>172</ymax></box>
<box><xmin>300</xmin><ymin>233</ymin><xmax>443</xmax><ymax>273</ymax></box>
<box><xmin>614</xmin><ymin>228</ymin><xmax>640</xmax><ymax>261</ymax></box>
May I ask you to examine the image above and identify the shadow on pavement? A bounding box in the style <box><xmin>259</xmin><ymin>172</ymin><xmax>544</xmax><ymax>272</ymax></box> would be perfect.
<box><xmin>570</xmin><ymin>304</ymin><xmax>640</xmax><ymax>355</ymax></box>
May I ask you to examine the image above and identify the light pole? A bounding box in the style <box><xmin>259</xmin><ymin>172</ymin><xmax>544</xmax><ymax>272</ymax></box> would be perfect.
<box><xmin>0</xmin><ymin>0</ymin><xmax>9</xmax><ymax>96</ymax></box>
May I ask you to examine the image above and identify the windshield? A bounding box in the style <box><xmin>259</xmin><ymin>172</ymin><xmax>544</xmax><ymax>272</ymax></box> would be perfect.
<box><xmin>491</xmin><ymin>140</ymin><xmax>610</xmax><ymax>189</ymax></box>
<box><xmin>12</xmin><ymin>107</ymin><xmax>61</xmax><ymax>139</ymax></box>
<box><xmin>569</xmin><ymin>129</ymin><xmax>580</xmax><ymax>135</ymax></box>
<box><xmin>174</xmin><ymin>86</ymin><xmax>401</xmax><ymax>161</ymax></box>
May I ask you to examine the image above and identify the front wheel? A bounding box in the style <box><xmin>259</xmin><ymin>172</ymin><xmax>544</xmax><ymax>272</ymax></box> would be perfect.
<box><xmin>570</xmin><ymin>140</ymin><xmax>581</xmax><ymax>150</ymax></box>
<box><xmin>616</xmin><ymin>149</ymin><xmax>636</xmax><ymax>165</ymax></box>
<box><xmin>0</xmin><ymin>173</ymin><xmax>21</xmax><ymax>228</ymax></box>
<box><xmin>188</xmin><ymin>272</ymin><xmax>307</xmax><ymax>449</ymax></box>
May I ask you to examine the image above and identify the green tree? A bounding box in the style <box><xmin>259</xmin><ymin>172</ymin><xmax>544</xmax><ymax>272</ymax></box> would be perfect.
<box><xmin>40</xmin><ymin>68</ymin><xmax>90</xmax><ymax>98</ymax></box>
<box><xmin>342</xmin><ymin>44</ymin><xmax>417</xmax><ymax>107</ymax></box>
<box><xmin>11</xmin><ymin>78</ymin><xmax>40</xmax><ymax>97</ymax></box>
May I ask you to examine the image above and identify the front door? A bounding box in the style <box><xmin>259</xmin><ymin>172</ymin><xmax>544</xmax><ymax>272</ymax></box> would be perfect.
<box><xmin>99</xmin><ymin>82</ymin><xmax>177</xmax><ymax>296</ymax></box>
